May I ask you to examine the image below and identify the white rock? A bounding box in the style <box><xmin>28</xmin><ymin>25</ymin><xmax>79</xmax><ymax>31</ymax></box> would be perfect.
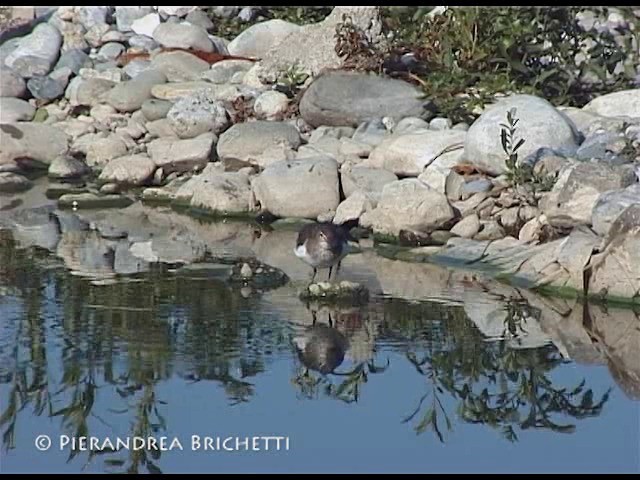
<box><xmin>227</xmin><ymin>19</ymin><xmax>301</xmax><ymax>59</ymax></box>
<box><xmin>147</xmin><ymin>133</ymin><xmax>215</xmax><ymax>174</ymax></box>
<box><xmin>131</xmin><ymin>13</ymin><xmax>161</xmax><ymax>38</ymax></box>
<box><xmin>99</xmin><ymin>154</ymin><xmax>157</xmax><ymax>186</ymax></box>
<box><xmin>254</xmin><ymin>90</ymin><xmax>289</xmax><ymax>120</ymax></box>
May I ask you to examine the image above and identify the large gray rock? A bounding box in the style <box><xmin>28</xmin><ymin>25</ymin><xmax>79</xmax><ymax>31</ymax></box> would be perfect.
<box><xmin>252</xmin><ymin>156</ymin><xmax>340</xmax><ymax>218</ymax></box>
<box><xmin>540</xmin><ymin>162</ymin><xmax>637</xmax><ymax>228</ymax></box>
<box><xmin>85</xmin><ymin>135</ymin><xmax>128</xmax><ymax>169</ymax></box>
<box><xmin>27</xmin><ymin>67</ymin><xmax>71</xmax><ymax>101</ymax></box>
<box><xmin>166</xmin><ymin>91</ymin><xmax>229</xmax><ymax>138</ymax></box>
<box><xmin>591</xmin><ymin>184</ymin><xmax>640</xmax><ymax>237</ymax></box>
<box><xmin>216</xmin><ymin>121</ymin><xmax>301</xmax><ymax>165</ymax></box>
<box><xmin>153</xmin><ymin>22</ymin><xmax>214</xmax><ymax>52</ymax></box>
<box><xmin>0</xmin><ymin>172</ymin><xmax>32</xmax><ymax>193</ymax></box>
<box><xmin>4</xmin><ymin>23</ymin><xmax>62</xmax><ymax>78</ymax></box>
<box><xmin>151</xmin><ymin>50</ymin><xmax>210</xmax><ymax>82</ymax></box>
<box><xmin>148</xmin><ymin>133</ymin><xmax>215</xmax><ymax>174</ymax></box>
<box><xmin>130</xmin><ymin>13</ymin><xmax>161</xmax><ymax>38</ymax></box>
<box><xmin>0</xmin><ymin>98</ymin><xmax>35</xmax><ymax>122</ymax></box>
<box><xmin>98</xmin><ymin>154</ymin><xmax>156</xmax><ymax>186</ymax></box>
<box><xmin>340</xmin><ymin>165</ymin><xmax>398</xmax><ymax>202</ymax></box>
<box><xmin>333</xmin><ymin>191</ymin><xmax>374</xmax><ymax>225</ymax></box>
<box><xmin>582</xmin><ymin>89</ymin><xmax>640</xmax><ymax>119</ymax></box>
<box><xmin>189</xmin><ymin>169</ymin><xmax>255</xmax><ymax>216</ymax></box>
<box><xmin>257</xmin><ymin>7</ymin><xmax>385</xmax><ymax>81</ymax></box>
<box><xmin>590</xmin><ymin>226</ymin><xmax>640</xmax><ymax>299</ymax></box>
<box><xmin>141</xmin><ymin>98</ymin><xmax>173</xmax><ymax>121</ymax></box>
<box><xmin>201</xmin><ymin>59</ymin><xmax>254</xmax><ymax>84</ymax></box>
<box><xmin>0</xmin><ymin>123</ymin><xmax>69</xmax><ymax>168</ymax></box>
<box><xmin>76</xmin><ymin>6</ymin><xmax>109</xmax><ymax>30</ymax></box>
<box><xmin>228</xmin><ymin>19</ymin><xmax>301</xmax><ymax>59</ymax></box>
<box><xmin>115</xmin><ymin>6</ymin><xmax>154</xmax><ymax>32</ymax></box>
<box><xmin>48</xmin><ymin>155</ymin><xmax>90</xmax><ymax>179</ymax></box>
<box><xmin>55</xmin><ymin>49</ymin><xmax>91</xmax><ymax>75</ymax></box>
<box><xmin>0</xmin><ymin>68</ymin><xmax>27</xmax><ymax>98</ymax></box>
<box><xmin>463</xmin><ymin>95</ymin><xmax>580</xmax><ymax>175</ymax></box>
<box><xmin>360</xmin><ymin>179</ymin><xmax>455</xmax><ymax>236</ymax></box>
<box><xmin>66</xmin><ymin>76</ymin><xmax>115</xmax><ymax>106</ymax></box>
<box><xmin>365</xmin><ymin>129</ymin><xmax>466</xmax><ymax>177</ymax></box>
<box><xmin>299</xmin><ymin>71</ymin><xmax>427</xmax><ymax>128</ymax></box>
<box><xmin>105</xmin><ymin>69</ymin><xmax>167</xmax><ymax>112</ymax></box>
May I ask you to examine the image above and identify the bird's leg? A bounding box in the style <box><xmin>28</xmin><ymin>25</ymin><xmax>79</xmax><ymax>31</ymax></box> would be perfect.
<box><xmin>335</xmin><ymin>260</ymin><xmax>342</xmax><ymax>279</ymax></box>
<box><xmin>312</xmin><ymin>310</ymin><xmax>318</xmax><ymax>326</ymax></box>
<box><xmin>327</xmin><ymin>311</ymin><xmax>334</xmax><ymax>327</ymax></box>
<box><xmin>327</xmin><ymin>266</ymin><xmax>333</xmax><ymax>282</ymax></box>
<box><xmin>310</xmin><ymin>267</ymin><xmax>317</xmax><ymax>284</ymax></box>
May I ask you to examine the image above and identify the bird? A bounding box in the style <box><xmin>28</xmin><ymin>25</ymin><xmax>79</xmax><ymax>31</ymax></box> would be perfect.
<box><xmin>294</xmin><ymin>222</ymin><xmax>354</xmax><ymax>284</ymax></box>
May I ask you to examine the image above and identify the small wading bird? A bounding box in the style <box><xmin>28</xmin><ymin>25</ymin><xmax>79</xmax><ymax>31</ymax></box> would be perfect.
<box><xmin>294</xmin><ymin>222</ymin><xmax>355</xmax><ymax>283</ymax></box>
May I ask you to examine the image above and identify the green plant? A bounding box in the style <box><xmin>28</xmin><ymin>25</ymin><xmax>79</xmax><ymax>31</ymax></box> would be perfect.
<box><xmin>275</xmin><ymin>63</ymin><xmax>309</xmax><ymax>98</ymax></box>
<box><xmin>500</xmin><ymin>108</ymin><xmax>556</xmax><ymax>192</ymax></box>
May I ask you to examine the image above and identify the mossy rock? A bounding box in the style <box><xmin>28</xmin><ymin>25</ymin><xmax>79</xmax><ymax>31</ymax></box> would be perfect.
<box><xmin>300</xmin><ymin>280</ymin><xmax>369</xmax><ymax>303</ymax></box>
<box><xmin>58</xmin><ymin>192</ymin><xmax>134</xmax><ymax>209</ymax></box>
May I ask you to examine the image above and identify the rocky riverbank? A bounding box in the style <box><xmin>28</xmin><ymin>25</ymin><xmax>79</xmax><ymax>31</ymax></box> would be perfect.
<box><xmin>1</xmin><ymin>6</ymin><xmax>640</xmax><ymax>303</ymax></box>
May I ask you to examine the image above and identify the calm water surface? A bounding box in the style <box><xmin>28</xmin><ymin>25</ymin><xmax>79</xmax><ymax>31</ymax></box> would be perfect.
<box><xmin>0</xmin><ymin>203</ymin><xmax>638</xmax><ymax>473</ymax></box>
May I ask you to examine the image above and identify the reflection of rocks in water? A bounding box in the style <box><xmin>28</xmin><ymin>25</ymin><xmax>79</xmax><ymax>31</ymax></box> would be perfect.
<box><xmin>587</xmin><ymin>304</ymin><xmax>640</xmax><ymax>400</ymax></box>
<box><xmin>5</xmin><ymin>205</ymin><xmax>60</xmax><ymax>251</ymax></box>
<box><xmin>294</xmin><ymin>322</ymin><xmax>349</xmax><ymax>375</ymax></box>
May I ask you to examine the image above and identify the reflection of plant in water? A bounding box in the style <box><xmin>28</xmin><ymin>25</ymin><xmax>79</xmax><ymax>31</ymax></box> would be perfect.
<box><xmin>402</xmin><ymin>297</ymin><xmax>612</xmax><ymax>443</ymax></box>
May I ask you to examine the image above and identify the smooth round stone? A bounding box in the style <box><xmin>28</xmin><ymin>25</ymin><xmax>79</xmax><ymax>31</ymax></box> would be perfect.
<box><xmin>131</xmin><ymin>13</ymin><xmax>161</xmax><ymax>38</ymax></box>
<box><xmin>128</xmin><ymin>35</ymin><xmax>159</xmax><ymax>53</ymax></box>
<box><xmin>153</xmin><ymin>22</ymin><xmax>214</xmax><ymax>52</ymax></box>
<box><xmin>0</xmin><ymin>68</ymin><xmax>27</xmax><ymax>98</ymax></box>
<box><xmin>185</xmin><ymin>9</ymin><xmax>214</xmax><ymax>30</ymax></box>
<box><xmin>123</xmin><ymin>59</ymin><xmax>152</xmax><ymax>79</ymax></box>
<box><xmin>55</xmin><ymin>49</ymin><xmax>92</xmax><ymax>75</ymax></box>
<box><xmin>101</xmin><ymin>30</ymin><xmax>127</xmax><ymax>44</ymax></box>
<box><xmin>4</xmin><ymin>23</ymin><xmax>63</xmax><ymax>78</ymax></box>
<box><xmin>48</xmin><ymin>155</ymin><xmax>90</xmax><ymax>179</ymax></box>
<box><xmin>201</xmin><ymin>59</ymin><xmax>254</xmax><ymax>84</ymax></box>
<box><xmin>141</xmin><ymin>99</ymin><xmax>173</xmax><ymax>121</ymax></box>
<box><xmin>27</xmin><ymin>68</ymin><xmax>72</xmax><ymax>101</ymax></box>
<box><xmin>0</xmin><ymin>98</ymin><xmax>35</xmax><ymax>122</ymax></box>
<box><xmin>96</xmin><ymin>42</ymin><xmax>125</xmax><ymax>62</ymax></box>
<box><xmin>114</xmin><ymin>6</ymin><xmax>154</xmax><ymax>32</ymax></box>
<box><xmin>66</xmin><ymin>76</ymin><xmax>116</xmax><ymax>106</ymax></box>
<box><xmin>105</xmin><ymin>69</ymin><xmax>167</xmax><ymax>112</ymax></box>
<box><xmin>76</xmin><ymin>6</ymin><xmax>109</xmax><ymax>30</ymax></box>
<box><xmin>151</xmin><ymin>50</ymin><xmax>210</xmax><ymax>82</ymax></box>
<box><xmin>0</xmin><ymin>172</ymin><xmax>32</xmax><ymax>193</ymax></box>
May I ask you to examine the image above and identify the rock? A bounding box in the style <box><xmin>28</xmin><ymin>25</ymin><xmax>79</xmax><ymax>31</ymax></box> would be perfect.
<box><xmin>166</xmin><ymin>91</ymin><xmax>229</xmax><ymax>138</ymax></box>
<box><xmin>98</xmin><ymin>154</ymin><xmax>156</xmax><ymax>186</ymax></box>
<box><xmin>26</xmin><ymin>67</ymin><xmax>71</xmax><ymax>101</ymax></box>
<box><xmin>590</xmin><ymin>227</ymin><xmax>640</xmax><ymax>299</ymax></box>
<box><xmin>55</xmin><ymin>49</ymin><xmax>91</xmax><ymax>75</ymax></box>
<box><xmin>148</xmin><ymin>133</ymin><xmax>214</xmax><ymax>174</ymax></box>
<box><xmin>592</xmin><ymin>184</ymin><xmax>640</xmax><ymax>237</ymax></box>
<box><xmin>463</xmin><ymin>94</ymin><xmax>580</xmax><ymax>175</ymax></box>
<box><xmin>254</xmin><ymin>90</ymin><xmax>289</xmax><ymax>120</ymax></box>
<box><xmin>115</xmin><ymin>6</ymin><xmax>154</xmax><ymax>32</ymax></box>
<box><xmin>576</xmin><ymin>131</ymin><xmax>628</xmax><ymax>162</ymax></box>
<box><xmin>393</xmin><ymin>116</ymin><xmax>430</xmax><ymax>135</ymax></box>
<box><xmin>141</xmin><ymin>98</ymin><xmax>173</xmax><ymax>121</ymax></box>
<box><xmin>189</xmin><ymin>169</ymin><xmax>254</xmax><ymax>216</ymax></box>
<box><xmin>300</xmin><ymin>71</ymin><xmax>427</xmax><ymax>128</ymax></box>
<box><xmin>151</xmin><ymin>50</ymin><xmax>210</xmax><ymax>82</ymax></box>
<box><xmin>540</xmin><ymin>162</ymin><xmax>637</xmax><ymax>228</ymax></box>
<box><xmin>55</xmin><ymin>119</ymin><xmax>95</xmax><ymax>140</ymax></box>
<box><xmin>76</xmin><ymin>6</ymin><xmax>109</xmax><ymax>30</ymax></box>
<box><xmin>257</xmin><ymin>7</ymin><xmax>385</xmax><ymax>81</ymax></box>
<box><xmin>201</xmin><ymin>59</ymin><xmax>254</xmax><ymax>84</ymax></box>
<box><xmin>429</xmin><ymin>117</ymin><xmax>452</xmax><ymax>130</ymax></box>
<box><xmin>300</xmin><ymin>280</ymin><xmax>369</xmax><ymax>302</ymax></box>
<box><xmin>0</xmin><ymin>123</ymin><xmax>69</xmax><ymax>168</ymax></box>
<box><xmin>56</xmin><ymin>21</ymin><xmax>89</xmax><ymax>53</ymax></box>
<box><xmin>341</xmin><ymin>165</ymin><xmax>398</xmax><ymax>202</ymax></box>
<box><xmin>122</xmin><ymin>59</ymin><xmax>152</xmax><ymax>80</ymax></box>
<box><xmin>451</xmin><ymin>213</ymin><xmax>480</xmax><ymax>238</ymax></box>
<box><xmin>4</xmin><ymin>23</ymin><xmax>62</xmax><ymax>78</ymax></box>
<box><xmin>333</xmin><ymin>191</ymin><xmax>374</xmax><ymax>224</ymax></box>
<box><xmin>475</xmin><ymin>220</ymin><xmax>506</xmax><ymax>241</ymax></box>
<box><xmin>131</xmin><ymin>13</ymin><xmax>161</xmax><ymax>37</ymax></box>
<box><xmin>217</xmin><ymin>121</ymin><xmax>301</xmax><ymax>165</ymax></box>
<box><xmin>0</xmin><ymin>68</ymin><xmax>27</xmax><ymax>98</ymax></box>
<box><xmin>185</xmin><ymin>9</ymin><xmax>214</xmax><ymax>31</ymax></box>
<box><xmin>211</xmin><ymin>6</ymin><xmax>240</xmax><ymax>18</ymax></box>
<box><xmin>58</xmin><ymin>192</ymin><xmax>133</xmax><ymax>209</ymax></box>
<box><xmin>366</xmin><ymin>129</ymin><xmax>466</xmax><ymax>177</ymax></box>
<box><xmin>153</xmin><ymin>22</ymin><xmax>214</xmax><ymax>52</ymax></box>
<box><xmin>150</xmin><ymin>81</ymin><xmax>218</xmax><ymax>100</ymax></box>
<box><xmin>105</xmin><ymin>69</ymin><xmax>167</xmax><ymax>112</ymax></box>
<box><xmin>158</xmin><ymin>6</ymin><xmax>196</xmax><ymax>17</ymax></box>
<box><xmin>66</xmin><ymin>77</ymin><xmax>115</xmax><ymax>106</ymax></box>
<box><xmin>145</xmin><ymin>118</ymin><xmax>177</xmax><ymax>138</ymax></box>
<box><xmin>85</xmin><ymin>135</ymin><xmax>128</xmax><ymax>169</ymax></box>
<box><xmin>0</xmin><ymin>98</ymin><xmax>35</xmax><ymax>122</ymax></box>
<box><xmin>228</xmin><ymin>19</ymin><xmax>301</xmax><ymax>58</ymax></box>
<box><xmin>48</xmin><ymin>155</ymin><xmax>90</xmax><ymax>179</ymax></box>
<box><xmin>519</xmin><ymin>215</ymin><xmax>547</xmax><ymax>243</ymax></box>
<box><xmin>461</xmin><ymin>178</ymin><xmax>493</xmax><ymax>197</ymax></box>
<box><xmin>583</xmin><ymin>89</ymin><xmax>640</xmax><ymax>119</ymax></box>
<box><xmin>360</xmin><ymin>179</ymin><xmax>454</xmax><ymax>236</ymax></box>
<box><xmin>252</xmin><ymin>156</ymin><xmax>340</xmax><ymax>218</ymax></box>
<box><xmin>0</xmin><ymin>172</ymin><xmax>32</xmax><ymax>193</ymax></box>
<box><xmin>84</xmin><ymin>24</ymin><xmax>110</xmax><ymax>48</ymax></box>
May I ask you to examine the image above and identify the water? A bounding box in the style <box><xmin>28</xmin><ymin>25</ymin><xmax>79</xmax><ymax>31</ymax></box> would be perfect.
<box><xmin>0</xmin><ymin>204</ymin><xmax>639</xmax><ymax>473</ymax></box>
